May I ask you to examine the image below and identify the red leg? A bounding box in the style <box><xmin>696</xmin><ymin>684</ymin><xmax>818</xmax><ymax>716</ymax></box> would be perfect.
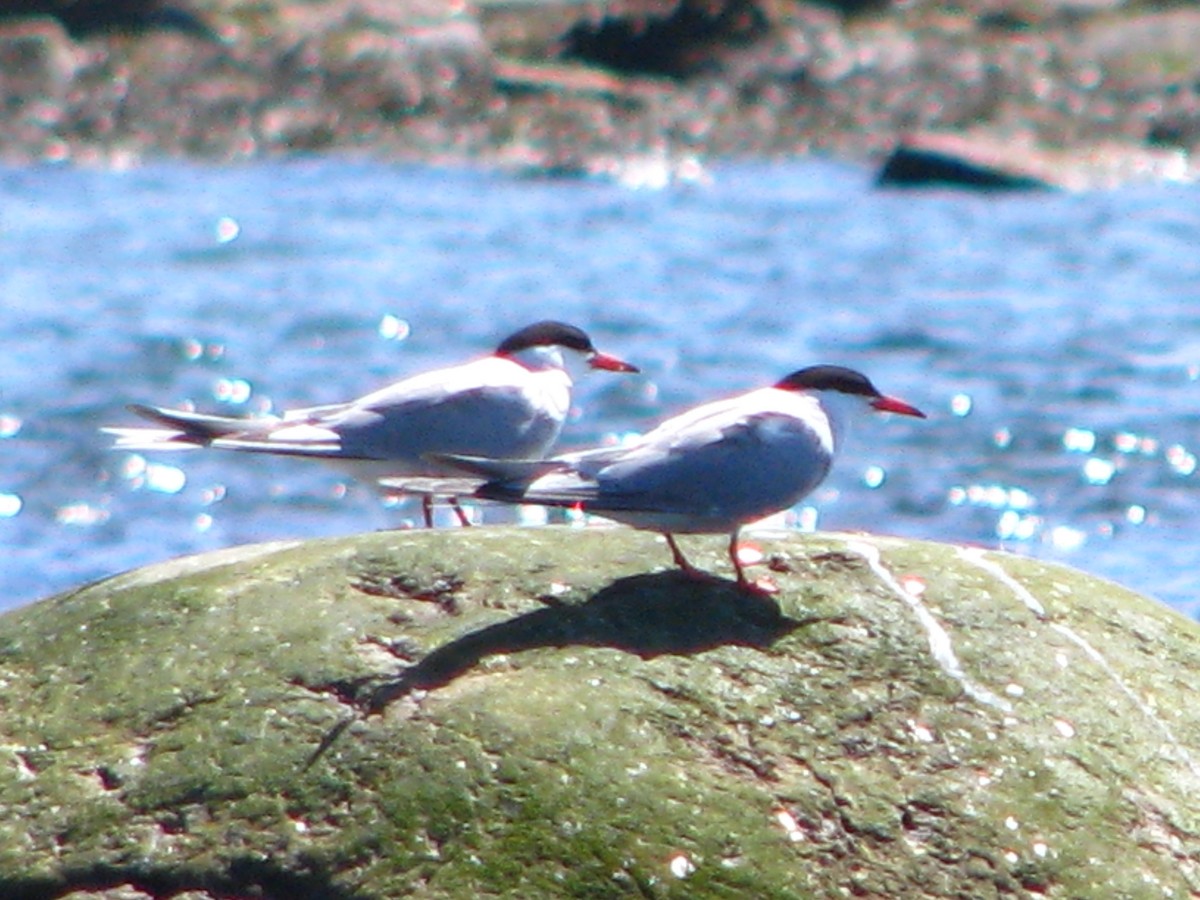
<box><xmin>728</xmin><ymin>530</ymin><xmax>748</xmax><ymax>586</ymax></box>
<box><xmin>729</xmin><ymin>529</ymin><xmax>776</xmax><ymax>593</ymax></box>
<box><xmin>666</xmin><ymin>533</ymin><xmax>701</xmax><ymax>575</ymax></box>
<box><xmin>449</xmin><ymin>497</ymin><xmax>472</xmax><ymax>528</ymax></box>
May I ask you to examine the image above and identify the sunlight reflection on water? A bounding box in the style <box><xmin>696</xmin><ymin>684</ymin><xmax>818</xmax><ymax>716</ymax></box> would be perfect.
<box><xmin>1</xmin><ymin>159</ymin><xmax>1199</xmax><ymax>614</ymax></box>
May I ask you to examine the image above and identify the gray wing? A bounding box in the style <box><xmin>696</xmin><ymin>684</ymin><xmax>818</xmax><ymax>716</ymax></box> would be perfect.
<box><xmin>480</xmin><ymin>412</ymin><xmax>830</xmax><ymax>521</ymax></box>
<box><xmin>107</xmin><ymin>385</ymin><xmax>559</xmax><ymax>471</ymax></box>
<box><xmin>314</xmin><ymin>384</ymin><xmax>560</xmax><ymax>463</ymax></box>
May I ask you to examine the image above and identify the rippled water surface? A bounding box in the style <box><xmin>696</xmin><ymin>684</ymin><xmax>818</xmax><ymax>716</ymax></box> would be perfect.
<box><xmin>2</xmin><ymin>159</ymin><xmax>1198</xmax><ymax>615</ymax></box>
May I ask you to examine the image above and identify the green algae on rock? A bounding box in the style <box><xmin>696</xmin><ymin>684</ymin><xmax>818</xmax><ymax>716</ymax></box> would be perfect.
<box><xmin>1</xmin><ymin>527</ymin><xmax>1198</xmax><ymax>898</ymax></box>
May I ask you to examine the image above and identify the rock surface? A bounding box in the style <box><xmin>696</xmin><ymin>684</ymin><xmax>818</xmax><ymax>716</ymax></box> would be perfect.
<box><xmin>1</xmin><ymin>526</ymin><xmax>1198</xmax><ymax>898</ymax></box>
<box><xmin>1</xmin><ymin>0</ymin><xmax>1199</xmax><ymax>186</ymax></box>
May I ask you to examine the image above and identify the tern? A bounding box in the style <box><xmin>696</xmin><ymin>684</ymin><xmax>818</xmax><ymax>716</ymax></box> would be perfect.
<box><xmin>103</xmin><ymin>320</ymin><xmax>639</xmax><ymax>526</ymax></box>
<box><xmin>420</xmin><ymin>365</ymin><xmax>924</xmax><ymax>586</ymax></box>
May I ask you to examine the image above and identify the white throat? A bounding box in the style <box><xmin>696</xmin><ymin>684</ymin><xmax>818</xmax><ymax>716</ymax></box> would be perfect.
<box><xmin>810</xmin><ymin>389</ymin><xmax>865</xmax><ymax>453</ymax></box>
<box><xmin>508</xmin><ymin>344</ymin><xmax>569</xmax><ymax>374</ymax></box>
<box><xmin>509</xmin><ymin>344</ymin><xmax>599</xmax><ymax>386</ymax></box>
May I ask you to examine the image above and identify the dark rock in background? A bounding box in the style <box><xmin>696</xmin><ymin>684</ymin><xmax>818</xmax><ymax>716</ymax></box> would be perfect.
<box><xmin>560</xmin><ymin>0</ymin><xmax>771</xmax><ymax>79</ymax></box>
<box><xmin>0</xmin><ymin>0</ymin><xmax>221</xmax><ymax>40</ymax></box>
<box><xmin>878</xmin><ymin>133</ymin><xmax>1054</xmax><ymax>189</ymax></box>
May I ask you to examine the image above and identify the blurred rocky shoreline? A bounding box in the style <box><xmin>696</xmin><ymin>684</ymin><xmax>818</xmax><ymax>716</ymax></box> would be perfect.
<box><xmin>2</xmin><ymin>0</ymin><xmax>1199</xmax><ymax>186</ymax></box>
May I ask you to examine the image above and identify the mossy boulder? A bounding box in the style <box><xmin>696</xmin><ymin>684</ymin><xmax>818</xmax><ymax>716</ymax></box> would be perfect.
<box><xmin>1</xmin><ymin>527</ymin><xmax>1198</xmax><ymax>898</ymax></box>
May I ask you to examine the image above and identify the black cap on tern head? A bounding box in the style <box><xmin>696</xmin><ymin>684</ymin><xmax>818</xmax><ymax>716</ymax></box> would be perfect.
<box><xmin>775</xmin><ymin>365</ymin><xmax>881</xmax><ymax>397</ymax></box>
<box><xmin>496</xmin><ymin>321</ymin><xmax>595</xmax><ymax>357</ymax></box>
<box><xmin>775</xmin><ymin>365</ymin><xmax>926</xmax><ymax>417</ymax></box>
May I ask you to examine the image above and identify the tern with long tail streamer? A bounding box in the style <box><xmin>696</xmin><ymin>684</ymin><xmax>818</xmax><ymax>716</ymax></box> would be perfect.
<box><xmin>404</xmin><ymin>366</ymin><xmax>924</xmax><ymax>586</ymax></box>
<box><xmin>104</xmin><ymin>321</ymin><xmax>639</xmax><ymax>527</ymax></box>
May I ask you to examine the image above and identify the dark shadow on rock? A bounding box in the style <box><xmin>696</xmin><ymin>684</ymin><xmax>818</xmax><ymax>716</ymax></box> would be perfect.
<box><xmin>0</xmin><ymin>854</ymin><xmax>369</xmax><ymax>900</ymax></box>
<box><xmin>362</xmin><ymin>570</ymin><xmax>808</xmax><ymax>714</ymax></box>
<box><xmin>303</xmin><ymin>571</ymin><xmax>817</xmax><ymax>769</ymax></box>
<box><xmin>1</xmin><ymin>0</ymin><xmax>222</xmax><ymax>42</ymax></box>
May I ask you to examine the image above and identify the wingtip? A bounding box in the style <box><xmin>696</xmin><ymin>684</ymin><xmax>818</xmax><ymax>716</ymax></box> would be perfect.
<box><xmin>125</xmin><ymin>402</ymin><xmax>184</xmax><ymax>428</ymax></box>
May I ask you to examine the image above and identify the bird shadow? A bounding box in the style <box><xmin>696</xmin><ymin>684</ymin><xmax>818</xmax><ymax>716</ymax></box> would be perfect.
<box><xmin>305</xmin><ymin>571</ymin><xmax>812</xmax><ymax>768</ymax></box>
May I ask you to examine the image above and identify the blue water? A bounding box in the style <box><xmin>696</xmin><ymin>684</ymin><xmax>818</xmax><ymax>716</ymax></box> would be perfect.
<box><xmin>2</xmin><ymin>158</ymin><xmax>1198</xmax><ymax>616</ymax></box>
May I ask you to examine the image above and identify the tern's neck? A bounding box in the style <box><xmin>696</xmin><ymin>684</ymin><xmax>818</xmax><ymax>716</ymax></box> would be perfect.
<box><xmin>810</xmin><ymin>390</ymin><xmax>863</xmax><ymax>451</ymax></box>
<box><xmin>506</xmin><ymin>345</ymin><xmax>571</xmax><ymax>375</ymax></box>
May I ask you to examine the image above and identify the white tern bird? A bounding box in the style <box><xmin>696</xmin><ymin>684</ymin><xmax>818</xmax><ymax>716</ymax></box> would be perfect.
<box><xmin>418</xmin><ymin>365</ymin><xmax>925</xmax><ymax>585</ymax></box>
<box><xmin>104</xmin><ymin>320</ymin><xmax>639</xmax><ymax>526</ymax></box>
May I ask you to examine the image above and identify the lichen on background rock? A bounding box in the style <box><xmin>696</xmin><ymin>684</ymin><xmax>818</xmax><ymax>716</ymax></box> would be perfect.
<box><xmin>1</xmin><ymin>0</ymin><xmax>1199</xmax><ymax>184</ymax></box>
<box><xmin>0</xmin><ymin>527</ymin><xmax>1198</xmax><ymax>898</ymax></box>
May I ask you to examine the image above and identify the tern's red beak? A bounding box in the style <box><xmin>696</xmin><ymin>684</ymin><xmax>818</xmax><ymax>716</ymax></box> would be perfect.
<box><xmin>589</xmin><ymin>352</ymin><xmax>640</xmax><ymax>373</ymax></box>
<box><xmin>871</xmin><ymin>395</ymin><xmax>926</xmax><ymax>418</ymax></box>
